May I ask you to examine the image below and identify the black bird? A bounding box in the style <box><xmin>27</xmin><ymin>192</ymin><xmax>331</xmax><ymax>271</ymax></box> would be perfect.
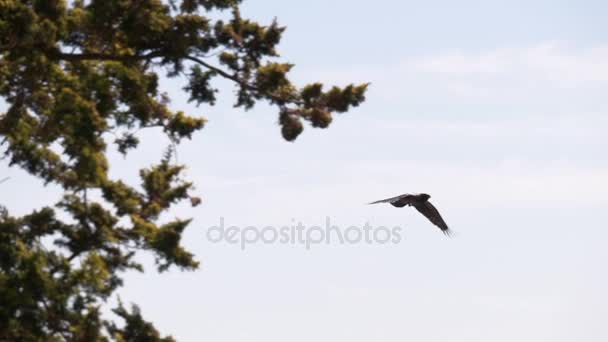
<box><xmin>369</xmin><ymin>193</ymin><xmax>452</xmax><ymax>235</ymax></box>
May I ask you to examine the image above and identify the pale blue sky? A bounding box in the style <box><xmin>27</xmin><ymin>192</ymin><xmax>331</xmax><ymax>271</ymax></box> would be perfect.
<box><xmin>1</xmin><ymin>1</ymin><xmax>608</xmax><ymax>341</ymax></box>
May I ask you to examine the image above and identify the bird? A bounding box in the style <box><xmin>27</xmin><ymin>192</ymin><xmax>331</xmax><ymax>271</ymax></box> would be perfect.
<box><xmin>368</xmin><ymin>193</ymin><xmax>452</xmax><ymax>235</ymax></box>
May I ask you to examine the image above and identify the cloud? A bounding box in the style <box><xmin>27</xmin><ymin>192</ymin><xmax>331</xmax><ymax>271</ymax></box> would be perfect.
<box><xmin>412</xmin><ymin>42</ymin><xmax>608</xmax><ymax>85</ymax></box>
<box><xmin>293</xmin><ymin>42</ymin><xmax>608</xmax><ymax>104</ymax></box>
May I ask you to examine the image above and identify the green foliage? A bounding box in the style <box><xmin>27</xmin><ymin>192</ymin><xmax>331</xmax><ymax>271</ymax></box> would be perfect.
<box><xmin>0</xmin><ymin>0</ymin><xmax>367</xmax><ymax>339</ymax></box>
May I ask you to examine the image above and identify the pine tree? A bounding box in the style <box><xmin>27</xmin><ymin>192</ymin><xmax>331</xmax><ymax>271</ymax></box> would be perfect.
<box><xmin>0</xmin><ymin>1</ymin><xmax>367</xmax><ymax>339</ymax></box>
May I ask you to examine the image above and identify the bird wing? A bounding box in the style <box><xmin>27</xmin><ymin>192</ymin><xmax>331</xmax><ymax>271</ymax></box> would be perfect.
<box><xmin>368</xmin><ymin>194</ymin><xmax>416</xmax><ymax>207</ymax></box>
<box><xmin>413</xmin><ymin>201</ymin><xmax>451</xmax><ymax>235</ymax></box>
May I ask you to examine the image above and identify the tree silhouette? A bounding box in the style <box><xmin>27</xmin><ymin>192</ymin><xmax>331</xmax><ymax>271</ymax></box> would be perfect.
<box><xmin>0</xmin><ymin>0</ymin><xmax>368</xmax><ymax>340</ymax></box>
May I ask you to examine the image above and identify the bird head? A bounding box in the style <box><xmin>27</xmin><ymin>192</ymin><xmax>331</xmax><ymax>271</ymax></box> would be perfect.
<box><xmin>420</xmin><ymin>193</ymin><xmax>431</xmax><ymax>201</ymax></box>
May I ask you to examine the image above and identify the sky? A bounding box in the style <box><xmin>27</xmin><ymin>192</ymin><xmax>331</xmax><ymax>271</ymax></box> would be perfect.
<box><xmin>2</xmin><ymin>0</ymin><xmax>608</xmax><ymax>341</ymax></box>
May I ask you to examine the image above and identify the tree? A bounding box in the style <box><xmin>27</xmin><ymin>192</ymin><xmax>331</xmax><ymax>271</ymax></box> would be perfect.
<box><xmin>0</xmin><ymin>0</ymin><xmax>368</xmax><ymax>340</ymax></box>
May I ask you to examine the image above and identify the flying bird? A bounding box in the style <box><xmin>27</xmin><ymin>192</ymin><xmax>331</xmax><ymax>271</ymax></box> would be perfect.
<box><xmin>369</xmin><ymin>193</ymin><xmax>452</xmax><ymax>235</ymax></box>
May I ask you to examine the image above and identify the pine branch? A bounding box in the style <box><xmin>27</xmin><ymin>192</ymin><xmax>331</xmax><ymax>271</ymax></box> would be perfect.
<box><xmin>45</xmin><ymin>50</ymin><xmax>304</xmax><ymax>107</ymax></box>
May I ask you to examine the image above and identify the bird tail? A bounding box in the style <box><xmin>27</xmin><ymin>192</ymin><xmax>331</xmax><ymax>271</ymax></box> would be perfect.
<box><xmin>443</xmin><ymin>228</ymin><xmax>457</xmax><ymax>238</ymax></box>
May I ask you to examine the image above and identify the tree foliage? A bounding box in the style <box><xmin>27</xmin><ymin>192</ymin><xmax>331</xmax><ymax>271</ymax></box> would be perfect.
<box><xmin>0</xmin><ymin>0</ymin><xmax>367</xmax><ymax>339</ymax></box>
